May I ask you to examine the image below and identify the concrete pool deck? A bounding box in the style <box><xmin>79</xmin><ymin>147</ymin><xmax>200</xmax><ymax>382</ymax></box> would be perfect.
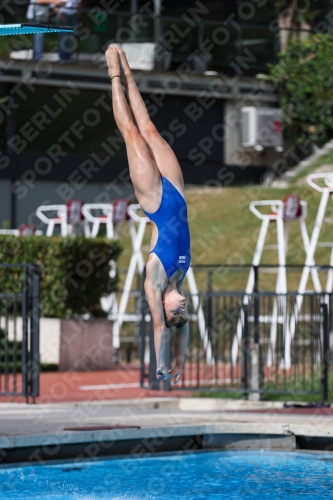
<box><xmin>0</xmin><ymin>398</ymin><xmax>333</xmax><ymax>464</ymax></box>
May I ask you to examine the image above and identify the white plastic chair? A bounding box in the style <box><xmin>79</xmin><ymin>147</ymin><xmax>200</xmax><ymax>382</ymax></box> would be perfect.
<box><xmin>81</xmin><ymin>203</ymin><xmax>114</xmax><ymax>238</ymax></box>
<box><xmin>36</xmin><ymin>205</ymin><xmax>68</xmax><ymax>237</ymax></box>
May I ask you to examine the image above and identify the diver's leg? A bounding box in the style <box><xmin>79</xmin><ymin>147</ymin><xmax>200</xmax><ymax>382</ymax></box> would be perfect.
<box><xmin>117</xmin><ymin>48</ymin><xmax>185</xmax><ymax>195</ymax></box>
<box><xmin>106</xmin><ymin>46</ymin><xmax>161</xmax><ymax>213</ymax></box>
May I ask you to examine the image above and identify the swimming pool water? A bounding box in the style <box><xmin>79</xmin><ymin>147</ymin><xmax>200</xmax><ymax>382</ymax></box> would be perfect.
<box><xmin>1</xmin><ymin>450</ymin><xmax>333</xmax><ymax>499</ymax></box>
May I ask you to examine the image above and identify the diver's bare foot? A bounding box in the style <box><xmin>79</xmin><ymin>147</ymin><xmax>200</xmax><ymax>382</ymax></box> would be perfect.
<box><xmin>105</xmin><ymin>45</ymin><xmax>121</xmax><ymax>80</ymax></box>
<box><xmin>116</xmin><ymin>47</ymin><xmax>132</xmax><ymax>78</ymax></box>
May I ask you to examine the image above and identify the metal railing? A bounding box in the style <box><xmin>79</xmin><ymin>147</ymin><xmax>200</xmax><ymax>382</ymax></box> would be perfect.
<box><xmin>140</xmin><ymin>288</ymin><xmax>332</xmax><ymax>400</ymax></box>
<box><xmin>189</xmin><ymin>263</ymin><xmax>333</xmax><ymax>294</ymax></box>
<box><xmin>0</xmin><ymin>264</ymin><xmax>40</xmax><ymax>402</ymax></box>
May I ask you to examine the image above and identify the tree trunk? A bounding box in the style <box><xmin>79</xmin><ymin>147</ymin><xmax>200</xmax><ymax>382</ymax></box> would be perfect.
<box><xmin>278</xmin><ymin>5</ymin><xmax>296</xmax><ymax>53</ymax></box>
<box><xmin>277</xmin><ymin>1</ymin><xmax>311</xmax><ymax>52</ymax></box>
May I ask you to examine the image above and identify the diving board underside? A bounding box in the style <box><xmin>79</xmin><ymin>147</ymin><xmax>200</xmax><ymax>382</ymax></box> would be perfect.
<box><xmin>0</xmin><ymin>23</ymin><xmax>73</xmax><ymax>36</ymax></box>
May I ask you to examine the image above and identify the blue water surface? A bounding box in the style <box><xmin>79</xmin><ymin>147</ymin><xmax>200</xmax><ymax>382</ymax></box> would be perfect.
<box><xmin>1</xmin><ymin>450</ymin><xmax>333</xmax><ymax>500</ymax></box>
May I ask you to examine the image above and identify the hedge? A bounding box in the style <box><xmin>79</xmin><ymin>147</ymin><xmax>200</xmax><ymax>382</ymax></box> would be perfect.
<box><xmin>0</xmin><ymin>236</ymin><xmax>122</xmax><ymax>318</ymax></box>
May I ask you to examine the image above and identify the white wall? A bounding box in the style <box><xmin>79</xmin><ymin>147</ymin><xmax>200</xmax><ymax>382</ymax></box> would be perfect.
<box><xmin>8</xmin><ymin>318</ymin><xmax>61</xmax><ymax>365</ymax></box>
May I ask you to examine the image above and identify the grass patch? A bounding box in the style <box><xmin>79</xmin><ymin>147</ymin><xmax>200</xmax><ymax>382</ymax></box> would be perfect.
<box><xmin>192</xmin><ymin>390</ymin><xmax>244</xmax><ymax>399</ymax></box>
<box><xmin>192</xmin><ymin>371</ymin><xmax>333</xmax><ymax>403</ymax></box>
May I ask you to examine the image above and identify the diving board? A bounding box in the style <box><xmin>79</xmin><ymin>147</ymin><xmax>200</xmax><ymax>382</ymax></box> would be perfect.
<box><xmin>0</xmin><ymin>23</ymin><xmax>73</xmax><ymax>36</ymax></box>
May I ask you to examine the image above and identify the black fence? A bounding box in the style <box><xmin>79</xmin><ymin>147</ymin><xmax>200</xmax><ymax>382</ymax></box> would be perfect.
<box><xmin>140</xmin><ymin>289</ymin><xmax>332</xmax><ymax>401</ymax></box>
<box><xmin>188</xmin><ymin>264</ymin><xmax>333</xmax><ymax>295</ymax></box>
<box><xmin>0</xmin><ymin>264</ymin><xmax>40</xmax><ymax>402</ymax></box>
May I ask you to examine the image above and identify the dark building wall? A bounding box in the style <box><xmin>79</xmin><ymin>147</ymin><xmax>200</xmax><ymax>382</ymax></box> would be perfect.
<box><xmin>14</xmin><ymin>180</ymin><xmax>134</xmax><ymax>229</ymax></box>
<box><xmin>0</xmin><ymin>84</ymin><xmax>266</xmax><ymax>185</ymax></box>
<box><xmin>0</xmin><ymin>82</ymin><xmax>267</xmax><ymax>227</ymax></box>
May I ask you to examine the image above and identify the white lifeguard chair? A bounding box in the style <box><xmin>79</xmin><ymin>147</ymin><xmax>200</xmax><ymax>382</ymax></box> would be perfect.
<box><xmin>232</xmin><ymin>200</ymin><xmax>287</xmax><ymax>367</ymax></box>
<box><xmin>287</xmin><ymin>172</ymin><xmax>333</xmax><ymax>368</ymax></box>
<box><xmin>248</xmin><ymin>199</ymin><xmax>287</xmax><ymax>295</ymax></box>
<box><xmin>232</xmin><ymin>195</ymin><xmax>311</xmax><ymax>368</ymax></box>
<box><xmin>295</xmin><ymin>173</ymin><xmax>333</xmax><ymax>297</ymax></box>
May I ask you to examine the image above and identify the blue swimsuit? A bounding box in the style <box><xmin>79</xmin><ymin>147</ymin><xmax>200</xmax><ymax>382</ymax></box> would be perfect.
<box><xmin>143</xmin><ymin>176</ymin><xmax>191</xmax><ymax>281</ymax></box>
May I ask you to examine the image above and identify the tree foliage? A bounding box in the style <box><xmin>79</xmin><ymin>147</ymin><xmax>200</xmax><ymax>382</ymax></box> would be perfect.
<box><xmin>268</xmin><ymin>34</ymin><xmax>333</xmax><ymax>143</ymax></box>
<box><xmin>260</xmin><ymin>0</ymin><xmax>319</xmax><ymax>52</ymax></box>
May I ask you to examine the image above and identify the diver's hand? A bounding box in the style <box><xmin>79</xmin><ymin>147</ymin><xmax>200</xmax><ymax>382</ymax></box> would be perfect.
<box><xmin>156</xmin><ymin>364</ymin><xmax>183</xmax><ymax>384</ymax></box>
<box><xmin>168</xmin><ymin>365</ymin><xmax>183</xmax><ymax>385</ymax></box>
<box><xmin>156</xmin><ymin>367</ymin><xmax>170</xmax><ymax>380</ymax></box>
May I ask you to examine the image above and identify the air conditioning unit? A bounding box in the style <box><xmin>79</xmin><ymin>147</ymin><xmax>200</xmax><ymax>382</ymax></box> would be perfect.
<box><xmin>240</xmin><ymin>107</ymin><xmax>283</xmax><ymax>152</ymax></box>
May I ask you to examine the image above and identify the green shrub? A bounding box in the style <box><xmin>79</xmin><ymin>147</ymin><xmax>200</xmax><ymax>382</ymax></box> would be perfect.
<box><xmin>267</xmin><ymin>34</ymin><xmax>333</xmax><ymax>144</ymax></box>
<box><xmin>0</xmin><ymin>236</ymin><xmax>121</xmax><ymax>318</ymax></box>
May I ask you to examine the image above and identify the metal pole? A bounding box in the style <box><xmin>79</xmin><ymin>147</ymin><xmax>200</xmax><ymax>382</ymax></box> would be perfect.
<box><xmin>10</xmin><ymin>183</ymin><xmax>16</xmax><ymax>230</ymax></box>
<box><xmin>30</xmin><ymin>265</ymin><xmax>40</xmax><ymax>398</ymax></box>
<box><xmin>250</xmin><ymin>265</ymin><xmax>260</xmax><ymax>401</ymax></box>
<box><xmin>163</xmin><ymin>332</ymin><xmax>171</xmax><ymax>392</ymax></box>
<box><xmin>153</xmin><ymin>0</ymin><xmax>163</xmax><ymax>70</ymax></box>
<box><xmin>6</xmin><ymin>83</ymin><xmax>17</xmax><ymax>230</ymax></box>
<box><xmin>21</xmin><ymin>266</ymin><xmax>28</xmax><ymax>401</ymax></box>
<box><xmin>207</xmin><ymin>269</ymin><xmax>213</xmax><ymax>343</ymax></box>
<box><xmin>130</xmin><ymin>0</ymin><xmax>138</xmax><ymax>42</ymax></box>
<box><xmin>321</xmin><ymin>300</ymin><xmax>329</xmax><ymax>403</ymax></box>
<box><xmin>149</xmin><ymin>319</ymin><xmax>159</xmax><ymax>390</ymax></box>
<box><xmin>253</xmin><ymin>266</ymin><xmax>260</xmax><ymax>345</ymax></box>
<box><xmin>139</xmin><ymin>268</ymin><xmax>147</xmax><ymax>388</ymax></box>
<box><xmin>242</xmin><ymin>303</ymin><xmax>249</xmax><ymax>399</ymax></box>
<box><xmin>131</xmin><ymin>0</ymin><xmax>137</xmax><ymax>13</ymax></box>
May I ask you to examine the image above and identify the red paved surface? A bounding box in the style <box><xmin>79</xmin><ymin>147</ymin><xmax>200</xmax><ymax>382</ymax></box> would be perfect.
<box><xmin>0</xmin><ymin>364</ymin><xmax>190</xmax><ymax>403</ymax></box>
<box><xmin>0</xmin><ymin>364</ymin><xmax>331</xmax><ymax>413</ymax></box>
